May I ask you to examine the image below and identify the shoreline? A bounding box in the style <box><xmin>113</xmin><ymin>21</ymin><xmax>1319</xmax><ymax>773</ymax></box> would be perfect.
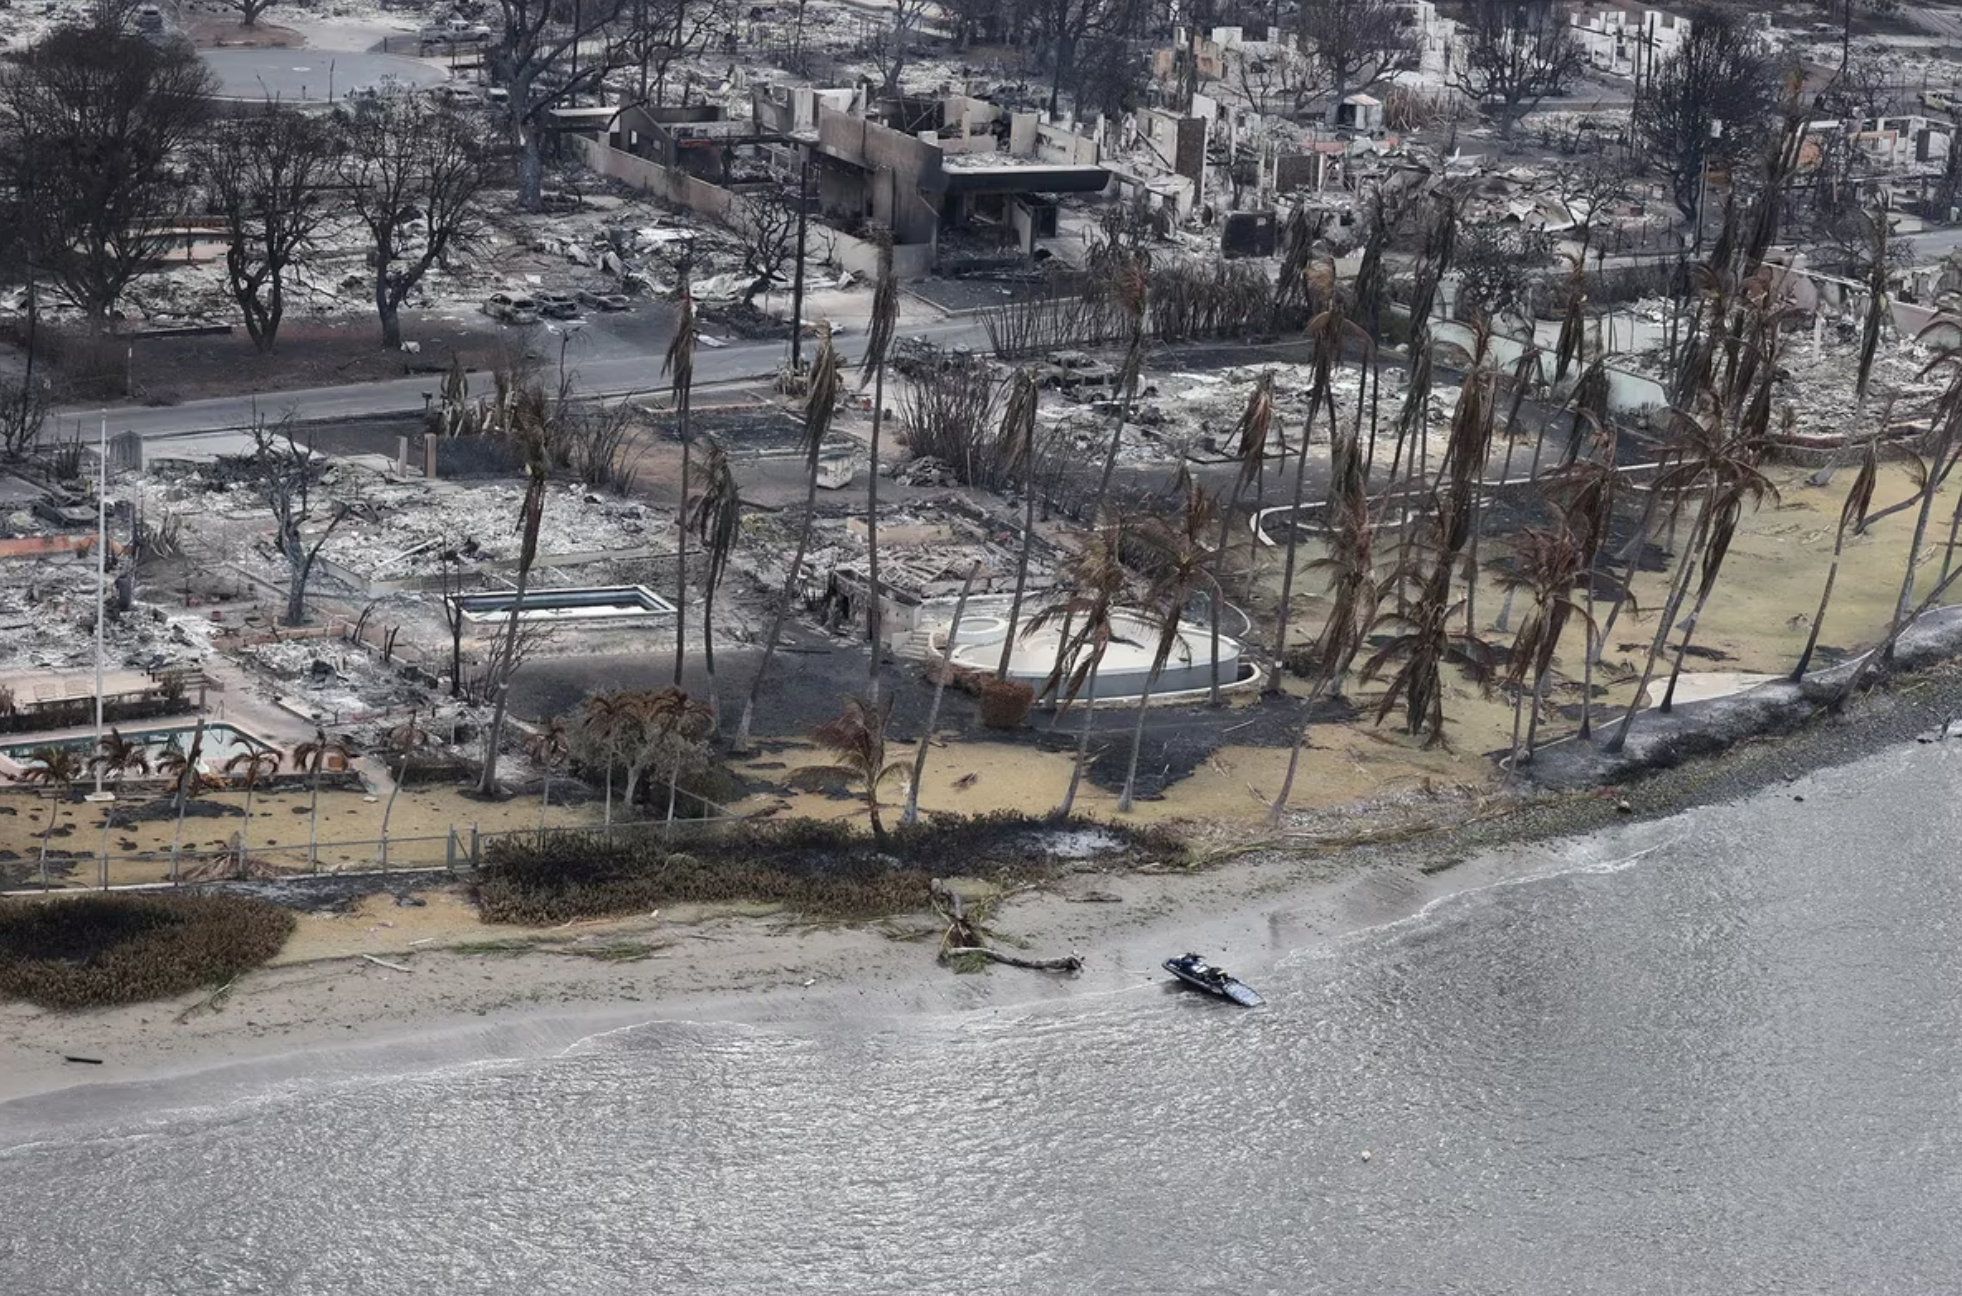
<box><xmin>7</xmin><ymin>652</ymin><xmax>1962</xmax><ymax>1120</ymax></box>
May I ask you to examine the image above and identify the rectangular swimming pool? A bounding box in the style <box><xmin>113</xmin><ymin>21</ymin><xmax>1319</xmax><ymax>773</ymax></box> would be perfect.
<box><xmin>1</xmin><ymin>722</ymin><xmax>273</xmax><ymax>772</ymax></box>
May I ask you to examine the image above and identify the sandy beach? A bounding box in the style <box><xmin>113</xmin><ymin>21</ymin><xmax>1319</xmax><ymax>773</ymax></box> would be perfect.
<box><xmin>0</xmin><ymin>842</ymin><xmax>1399</xmax><ymax>1108</ymax></box>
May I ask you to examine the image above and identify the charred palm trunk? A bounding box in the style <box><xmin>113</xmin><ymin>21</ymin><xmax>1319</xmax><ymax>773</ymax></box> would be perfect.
<box><xmin>1057</xmin><ymin>648</ymin><xmax>1104</xmax><ymax>818</ymax></box>
<box><xmin>1658</xmin><ymin>502</ymin><xmax>1741</xmax><ymax>712</ymax></box>
<box><xmin>736</xmin><ymin>467</ymin><xmax>821</xmax><ymax>753</ymax></box>
<box><xmin>1606</xmin><ymin>486</ymin><xmax>1715</xmax><ymax>753</ymax></box>
<box><xmin>1266</xmin><ymin>406</ymin><xmax>1318</xmax><ymax>693</ymax></box>
<box><xmin>673</xmin><ymin>399</ymin><xmax>691</xmax><ymax>687</ymax></box>
<box><xmin>997</xmin><ymin>485</ymin><xmax>1037</xmax><ymax>682</ymax></box>
<box><xmin>907</xmin><ymin>563</ymin><xmax>979</xmax><ymax>824</ymax></box>
<box><xmin>866</xmin><ymin>357</ymin><xmax>887</xmax><ymax>701</ymax></box>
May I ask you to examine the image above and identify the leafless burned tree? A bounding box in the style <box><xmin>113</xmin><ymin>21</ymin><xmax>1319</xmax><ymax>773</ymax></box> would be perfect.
<box><xmin>232</xmin><ymin>417</ymin><xmax>360</xmax><ymax>627</ymax></box>
<box><xmin>734</xmin><ymin>190</ymin><xmax>799</xmax><ymax>308</ymax></box>
<box><xmin>1450</xmin><ymin>0</ymin><xmax>1586</xmax><ymax>138</ymax></box>
<box><xmin>0</xmin><ymin>16</ymin><xmax>215</xmax><ymax>327</ymax></box>
<box><xmin>338</xmin><ymin>93</ymin><xmax>492</xmax><ymax>351</ymax></box>
<box><xmin>491</xmin><ymin>0</ymin><xmax>634</xmax><ymax>210</ymax></box>
<box><xmin>199</xmin><ymin>108</ymin><xmax>337</xmax><ymax>353</ymax></box>
<box><xmin>897</xmin><ymin>361</ymin><xmax>1002</xmax><ymax>487</ymax></box>
<box><xmin>866</xmin><ymin>0</ymin><xmax>934</xmax><ymax>95</ymax></box>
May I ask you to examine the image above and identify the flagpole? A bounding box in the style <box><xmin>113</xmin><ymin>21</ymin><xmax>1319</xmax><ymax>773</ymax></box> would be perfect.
<box><xmin>92</xmin><ymin>411</ymin><xmax>106</xmax><ymax>797</ymax></box>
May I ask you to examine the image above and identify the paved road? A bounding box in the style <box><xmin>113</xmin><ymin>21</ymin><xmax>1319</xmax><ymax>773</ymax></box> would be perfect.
<box><xmin>1907</xmin><ymin>5</ymin><xmax>1962</xmax><ymax>42</ymax></box>
<box><xmin>57</xmin><ymin>314</ymin><xmax>995</xmax><ymax>453</ymax></box>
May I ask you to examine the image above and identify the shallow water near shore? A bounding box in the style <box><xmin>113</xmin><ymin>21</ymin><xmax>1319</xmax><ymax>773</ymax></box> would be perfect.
<box><xmin>5</xmin><ymin>735</ymin><xmax>1962</xmax><ymax>1294</ymax></box>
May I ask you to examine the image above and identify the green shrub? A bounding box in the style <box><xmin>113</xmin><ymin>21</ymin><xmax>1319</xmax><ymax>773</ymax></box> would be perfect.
<box><xmin>0</xmin><ymin>894</ymin><xmax>296</xmax><ymax>1009</ymax></box>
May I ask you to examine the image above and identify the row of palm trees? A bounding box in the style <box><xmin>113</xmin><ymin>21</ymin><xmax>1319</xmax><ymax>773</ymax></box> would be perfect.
<box><xmin>642</xmin><ymin>145</ymin><xmax>1941</xmax><ymax>837</ymax></box>
<box><xmin>12</xmin><ymin>725</ymin><xmax>357</xmax><ymax>889</ymax></box>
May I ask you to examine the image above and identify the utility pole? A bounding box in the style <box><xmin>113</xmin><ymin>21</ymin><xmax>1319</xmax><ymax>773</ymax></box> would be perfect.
<box><xmin>90</xmin><ymin>413</ymin><xmax>108</xmax><ymax>800</ymax></box>
<box><xmin>1692</xmin><ymin>118</ymin><xmax>1722</xmax><ymax>261</ymax></box>
<box><xmin>789</xmin><ymin>155</ymin><xmax>810</xmax><ymax>374</ymax></box>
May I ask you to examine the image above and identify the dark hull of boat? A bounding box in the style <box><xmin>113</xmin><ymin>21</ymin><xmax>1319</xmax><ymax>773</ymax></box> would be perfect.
<box><xmin>1164</xmin><ymin>959</ymin><xmax>1264</xmax><ymax>1007</ymax></box>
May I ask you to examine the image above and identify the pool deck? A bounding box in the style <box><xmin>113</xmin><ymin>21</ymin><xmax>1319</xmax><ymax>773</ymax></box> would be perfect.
<box><xmin>0</xmin><ymin>654</ymin><xmax>399</xmax><ymax>795</ymax></box>
<box><xmin>0</xmin><ymin>669</ymin><xmax>162</xmax><ymax>709</ymax></box>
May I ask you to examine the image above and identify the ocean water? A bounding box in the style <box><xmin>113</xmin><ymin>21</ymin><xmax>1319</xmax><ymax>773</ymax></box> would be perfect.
<box><xmin>4</xmin><ymin>739</ymin><xmax>1961</xmax><ymax>1295</ymax></box>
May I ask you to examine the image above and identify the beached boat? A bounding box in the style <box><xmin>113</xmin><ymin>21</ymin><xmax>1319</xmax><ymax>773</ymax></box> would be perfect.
<box><xmin>1163</xmin><ymin>953</ymin><xmax>1263</xmax><ymax>1006</ymax></box>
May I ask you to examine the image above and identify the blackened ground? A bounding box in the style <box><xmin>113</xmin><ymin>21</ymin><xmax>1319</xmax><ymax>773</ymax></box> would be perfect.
<box><xmin>509</xmin><ymin>619</ymin><xmax>1311</xmax><ymax>801</ymax></box>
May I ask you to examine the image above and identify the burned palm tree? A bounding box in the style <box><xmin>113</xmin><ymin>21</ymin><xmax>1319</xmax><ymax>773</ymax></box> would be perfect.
<box><xmin>1605</xmin><ymin>391</ymin><xmax>1776</xmax><ymax>751</ymax></box>
<box><xmin>1654</xmin><ymin>455</ymin><xmax>1779</xmax><ymax>715</ymax></box>
<box><xmin>1559</xmin><ymin>358</ymin><xmax>1612</xmax><ymax>472</ymax></box>
<box><xmin>1854</xmin><ymin>200</ymin><xmax>1891</xmax><ymax>403</ymax></box>
<box><xmin>1358</xmin><ymin>496</ymin><xmax>1487</xmax><ymax>746</ymax></box>
<box><xmin>1441</xmin><ymin>322</ymin><xmax>1504</xmax><ymax>635</ymax></box>
<box><xmin>88</xmin><ymin>728</ymin><xmax>149</xmax><ymax>888</ymax></box>
<box><xmin>1551</xmin><ymin>252</ymin><xmax>1588</xmax><ymax>388</ymax></box>
<box><xmin>522</xmin><ymin>716</ymin><xmax>571</xmax><ymax>835</ymax></box>
<box><xmin>1357</xmin><ymin>318</ymin><xmax>1501</xmax><ymax>747</ymax></box>
<box><xmin>665</xmin><ymin>289</ymin><xmax>697</xmax><ymax>688</ymax></box>
<box><xmin>1349</xmin><ymin>181</ymin><xmax>1397</xmax><ymax>342</ymax></box>
<box><xmin>155</xmin><ymin>719</ymin><xmax>207</xmax><ymax>884</ymax></box>
<box><xmin>476</xmin><ymin>394</ymin><xmax>551</xmax><ymax>796</ymax></box>
<box><xmin>20</xmin><ymin>746</ymin><xmax>82</xmax><ymax>889</ymax></box>
<box><xmin>1034</xmin><ymin>254</ymin><xmax>1147</xmax><ymax>709</ymax></box>
<box><xmin>737</xmin><ymin>325</ymin><xmax>844</xmax><ymax>752</ymax></box>
<box><xmin>1669</xmin><ymin>252</ymin><xmax>1742</xmax><ymax>413</ymax></box>
<box><xmin>1090</xmin><ymin>253</ymin><xmax>1149</xmax><ymax>517</ymax></box>
<box><xmin>860</xmin><ymin>234</ymin><xmax>901</xmax><ymax>699</ymax></box>
<box><xmin>224</xmin><ymin>741</ymin><xmax>283</xmax><ymax>878</ymax></box>
<box><xmin>906</xmin><ymin>561</ymin><xmax>982</xmax><ymax>826</ymax></box>
<box><xmin>687</xmin><ymin>436</ymin><xmax>740</xmax><ymax>726</ymax></box>
<box><xmin>1029</xmin><ymin>512</ymin><xmax>1130</xmax><ymax>818</ymax></box>
<box><xmin>807</xmin><ymin>694</ymin><xmax>910</xmax><ymax>851</ymax></box>
<box><xmin>1591</xmin><ymin>260</ymin><xmax>1787</xmax><ymax>677</ymax></box>
<box><xmin>994</xmin><ymin>368</ymin><xmax>1041</xmax><ymax>682</ymax></box>
<box><xmin>1541</xmin><ymin>422</ymin><xmax>1618</xmax><ymax>739</ymax></box>
<box><xmin>1119</xmin><ymin>473</ymin><xmax>1219</xmax><ymax>812</ymax></box>
<box><xmin>1269</xmin><ymin>493</ymin><xmax>1381</xmax><ymax>826</ymax></box>
<box><xmin>1269</xmin><ymin>349</ymin><xmax>1384</xmax><ymax>824</ymax></box>
<box><xmin>1498</xmin><ymin>343</ymin><xmax>1546</xmax><ymax>486</ymax></box>
<box><xmin>1651</xmin><ymin>276</ymin><xmax>1793</xmax><ymax>714</ymax></box>
<box><xmin>1495</xmin><ymin>522</ymin><xmax>1595</xmax><ymax>764</ymax></box>
<box><xmin>1392</xmin><ymin>193</ymin><xmax>1459</xmax><ymax>486</ymax></box>
<box><xmin>1209</xmin><ymin>370</ymin><xmax>1275</xmax><ymax>704</ymax></box>
<box><xmin>1793</xmin><ymin>440</ymin><xmax>1879</xmax><ymax>681</ymax></box>
<box><xmin>1269</xmin><ymin>267</ymin><xmax>1365</xmax><ymax>693</ymax></box>
<box><xmin>1870</xmin><ymin>347</ymin><xmax>1962</xmax><ymax>646</ymax></box>
<box><xmin>1306</xmin><ymin>461</ymin><xmax>1381</xmax><ymax>698</ymax></box>
<box><xmin>292</xmin><ymin>728</ymin><xmax>356</xmax><ymax>872</ymax></box>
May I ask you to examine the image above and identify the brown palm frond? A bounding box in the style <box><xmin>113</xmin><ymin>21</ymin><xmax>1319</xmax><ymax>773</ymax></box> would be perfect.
<box><xmin>997</xmin><ymin>368</ymin><xmax>1039</xmax><ymax>479</ymax></box>
<box><xmin>663</xmin><ymin>291</ymin><xmax>696</xmax><ymax>401</ymax></box>
<box><xmin>801</xmin><ymin>325</ymin><xmax>843</xmax><ymax>472</ymax></box>
<box><xmin>860</xmin><ymin>234</ymin><xmax>899</xmax><ymax>390</ymax></box>
<box><xmin>1856</xmin><ymin>199</ymin><xmax>1891</xmax><ymax>401</ymax></box>
<box><xmin>293</xmin><ymin>728</ymin><xmax>357</xmax><ymax>777</ymax></box>
<box><xmin>1232</xmin><ymin>370</ymin><xmax>1276</xmax><ymax>495</ymax></box>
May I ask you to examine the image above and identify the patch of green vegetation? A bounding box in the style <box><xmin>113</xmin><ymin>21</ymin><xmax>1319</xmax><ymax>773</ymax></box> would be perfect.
<box><xmin>944</xmin><ymin>950</ymin><xmax>992</xmax><ymax>975</ymax></box>
<box><xmin>555</xmin><ymin>940</ymin><xmax>667</xmax><ymax>963</ymax></box>
<box><xmin>449</xmin><ymin>938</ymin><xmax>542</xmax><ymax>956</ymax></box>
<box><xmin>0</xmin><ymin>894</ymin><xmax>295</xmax><ymax>1009</ymax></box>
